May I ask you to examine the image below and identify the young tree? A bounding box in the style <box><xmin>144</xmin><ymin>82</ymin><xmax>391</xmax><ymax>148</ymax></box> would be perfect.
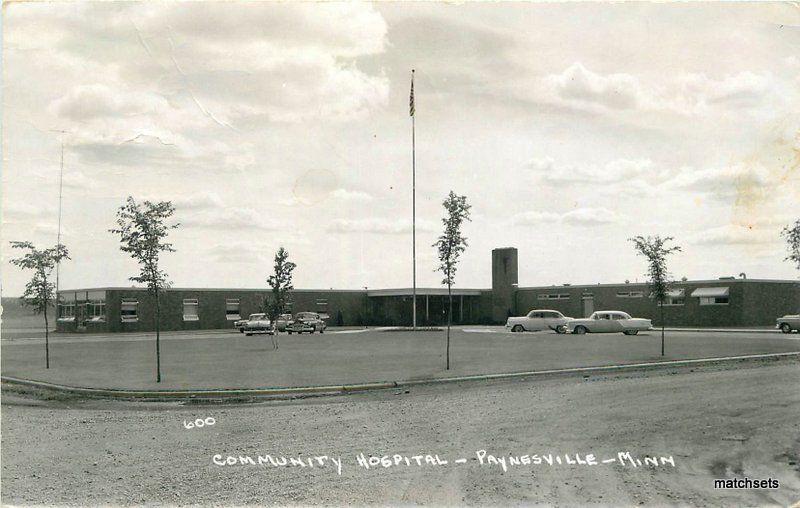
<box><xmin>109</xmin><ymin>196</ymin><xmax>179</xmax><ymax>383</ymax></box>
<box><xmin>433</xmin><ymin>191</ymin><xmax>472</xmax><ymax>370</ymax></box>
<box><xmin>629</xmin><ymin>235</ymin><xmax>682</xmax><ymax>356</ymax></box>
<box><xmin>264</xmin><ymin>246</ymin><xmax>296</xmax><ymax>350</ymax></box>
<box><xmin>782</xmin><ymin>219</ymin><xmax>800</xmax><ymax>272</ymax></box>
<box><xmin>9</xmin><ymin>241</ymin><xmax>70</xmax><ymax>369</ymax></box>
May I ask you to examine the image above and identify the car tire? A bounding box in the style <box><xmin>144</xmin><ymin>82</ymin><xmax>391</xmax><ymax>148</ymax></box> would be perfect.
<box><xmin>555</xmin><ymin>325</ymin><xmax>566</xmax><ymax>334</ymax></box>
<box><xmin>623</xmin><ymin>330</ymin><xmax>639</xmax><ymax>335</ymax></box>
<box><xmin>573</xmin><ymin>325</ymin><xmax>587</xmax><ymax>335</ymax></box>
<box><xmin>320</xmin><ymin>329</ymin><xmax>324</xmax><ymax>334</ymax></box>
<box><xmin>512</xmin><ymin>325</ymin><xmax>524</xmax><ymax>333</ymax></box>
<box><xmin>288</xmin><ymin>331</ymin><xmax>293</xmax><ymax>335</ymax></box>
<box><xmin>780</xmin><ymin>323</ymin><xmax>792</xmax><ymax>334</ymax></box>
<box><xmin>245</xmin><ymin>333</ymin><xmax>252</xmax><ymax>336</ymax></box>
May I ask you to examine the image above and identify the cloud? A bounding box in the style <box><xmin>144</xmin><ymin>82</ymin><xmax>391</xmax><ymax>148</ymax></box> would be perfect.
<box><xmin>171</xmin><ymin>192</ymin><xmax>225</xmax><ymax>212</ymax></box>
<box><xmin>62</xmin><ymin>170</ymin><xmax>99</xmax><ymax>191</ymax></box>
<box><xmin>529</xmin><ymin>157</ymin><xmax>658</xmax><ymax>185</ymax></box>
<box><xmin>536</xmin><ymin>63</ymin><xmax>776</xmax><ymax>116</ymax></box>
<box><xmin>329</xmin><ymin>217</ymin><xmax>437</xmax><ymax>234</ymax></box>
<box><xmin>672</xmin><ymin>71</ymin><xmax>771</xmax><ymax>111</ymax></box>
<box><xmin>3</xmin><ymin>202</ymin><xmax>57</xmax><ymax>222</ymax></box>
<box><xmin>543</xmin><ymin>62</ymin><xmax>644</xmax><ymax>111</ymax></box>
<box><xmin>43</xmin><ymin>3</ymin><xmax>390</xmax><ymax>126</ymax></box>
<box><xmin>667</xmin><ymin>163</ymin><xmax>773</xmax><ymax>201</ymax></box>
<box><xmin>182</xmin><ymin>207</ymin><xmax>280</xmax><ymax>231</ymax></box>
<box><xmin>329</xmin><ymin>188</ymin><xmax>374</xmax><ymax>203</ymax></box>
<box><xmin>17</xmin><ymin>3</ymin><xmax>391</xmax><ymax>175</ymax></box>
<box><xmin>206</xmin><ymin>242</ymin><xmax>270</xmax><ymax>264</ymax></box>
<box><xmin>512</xmin><ymin>207</ymin><xmax>624</xmax><ymax>227</ymax></box>
<box><xmin>688</xmin><ymin>224</ymin><xmax>780</xmax><ymax>247</ymax></box>
<box><xmin>49</xmin><ymin>83</ymin><xmax>169</xmax><ymax>121</ymax></box>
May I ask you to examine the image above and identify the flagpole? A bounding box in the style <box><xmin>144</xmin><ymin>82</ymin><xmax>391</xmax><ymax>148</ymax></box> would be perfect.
<box><xmin>411</xmin><ymin>69</ymin><xmax>417</xmax><ymax>330</ymax></box>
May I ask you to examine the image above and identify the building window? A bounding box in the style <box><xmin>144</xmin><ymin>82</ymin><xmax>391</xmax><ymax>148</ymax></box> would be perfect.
<box><xmin>691</xmin><ymin>287</ymin><xmax>730</xmax><ymax>306</ymax></box>
<box><xmin>87</xmin><ymin>302</ymin><xmax>106</xmax><ymax>322</ymax></box>
<box><xmin>316</xmin><ymin>298</ymin><xmax>328</xmax><ymax>311</ymax></box>
<box><xmin>225</xmin><ymin>299</ymin><xmax>240</xmax><ymax>320</ymax></box>
<box><xmin>617</xmin><ymin>291</ymin><xmax>644</xmax><ymax>298</ymax></box>
<box><xmin>658</xmin><ymin>289</ymin><xmax>686</xmax><ymax>306</ymax></box>
<box><xmin>58</xmin><ymin>303</ymin><xmax>76</xmax><ymax>321</ymax></box>
<box><xmin>700</xmin><ymin>296</ymin><xmax>729</xmax><ymax>306</ymax></box>
<box><xmin>537</xmin><ymin>293</ymin><xmax>570</xmax><ymax>300</ymax></box>
<box><xmin>183</xmin><ymin>299</ymin><xmax>199</xmax><ymax>321</ymax></box>
<box><xmin>85</xmin><ymin>290</ymin><xmax>106</xmax><ymax>322</ymax></box>
<box><xmin>121</xmin><ymin>300</ymin><xmax>138</xmax><ymax>322</ymax></box>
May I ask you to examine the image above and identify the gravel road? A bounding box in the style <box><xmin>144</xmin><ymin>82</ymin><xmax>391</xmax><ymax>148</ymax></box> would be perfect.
<box><xmin>2</xmin><ymin>359</ymin><xmax>799</xmax><ymax>506</ymax></box>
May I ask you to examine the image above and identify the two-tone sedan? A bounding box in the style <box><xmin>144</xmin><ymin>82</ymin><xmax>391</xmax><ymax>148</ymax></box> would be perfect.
<box><xmin>243</xmin><ymin>313</ymin><xmax>272</xmax><ymax>336</ymax></box>
<box><xmin>505</xmin><ymin>309</ymin><xmax>572</xmax><ymax>334</ymax></box>
<box><xmin>274</xmin><ymin>313</ymin><xmax>294</xmax><ymax>332</ymax></box>
<box><xmin>286</xmin><ymin>312</ymin><xmax>327</xmax><ymax>334</ymax></box>
<box><xmin>776</xmin><ymin>315</ymin><xmax>800</xmax><ymax>333</ymax></box>
<box><xmin>234</xmin><ymin>317</ymin><xmax>249</xmax><ymax>333</ymax></box>
<box><xmin>567</xmin><ymin>311</ymin><xmax>652</xmax><ymax>336</ymax></box>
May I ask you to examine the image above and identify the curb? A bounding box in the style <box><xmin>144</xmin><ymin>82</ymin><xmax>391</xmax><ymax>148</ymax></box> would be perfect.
<box><xmin>3</xmin><ymin>351</ymin><xmax>798</xmax><ymax>401</ymax></box>
<box><xmin>662</xmin><ymin>328</ymin><xmax>780</xmax><ymax>334</ymax></box>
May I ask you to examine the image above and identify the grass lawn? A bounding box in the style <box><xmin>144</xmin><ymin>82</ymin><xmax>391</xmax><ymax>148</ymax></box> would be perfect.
<box><xmin>1</xmin><ymin>328</ymin><xmax>798</xmax><ymax>390</ymax></box>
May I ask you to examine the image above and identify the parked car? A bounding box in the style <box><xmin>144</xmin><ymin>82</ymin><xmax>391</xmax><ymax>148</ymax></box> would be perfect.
<box><xmin>244</xmin><ymin>313</ymin><xmax>272</xmax><ymax>336</ymax></box>
<box><xmin>506</xmin><ymin>309</ymin><xmax>572</xmax><ymax>333</ymax></box>
<box><xmin>776</xmin><ymin>315</ymin><xmax>800</xmax><ymax>333</ymax></box>
<box><xmin>234</xmin><ymin>317</ymin><xmax>249</xmax><ymax>333</ymax></box>
<box><xmin>286</xmin><ymin>312</ymin><xmax>327</xmax><ymax>334</ymax></box>
<box><xmin>274</xmin><ymin>313</ymin><xmax>294</xmax><ymax>332</ymax></box>
<box><xmin>567</xmin><ymin>311</ymin><xmax>652</xmax><ymax>335</ymax></box>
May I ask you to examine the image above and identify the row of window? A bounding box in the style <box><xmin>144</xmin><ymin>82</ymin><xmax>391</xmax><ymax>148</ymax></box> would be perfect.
<box><xmin>60</xmin><ymin>298</ymin><xmax>330</xmax><ymax>323</ymax></box>
<box><xmin>535</xmin><ymin>288</ymin><xmax>730</xmax><ymax>306</ymax></box>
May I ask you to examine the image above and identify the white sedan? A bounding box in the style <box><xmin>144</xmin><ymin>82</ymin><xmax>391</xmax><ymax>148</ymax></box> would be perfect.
<box><xmin>244</xmin><ymin>313</ymin><xmax>273</xmax><ymax>336</ymax></box>
<box><xmin>505</xmin><ymin>309</ymin><xmax>572</xmax><ymax>334</ymax></box>
<box><xmin>567</xmin><ymin>311</ymin><xmax>652</xmax><ymax>336</ymax></box>
<box><xmin>776</xmin><ymin>315</ymin><xmax>800</xmax><ymax>333</ymax></box>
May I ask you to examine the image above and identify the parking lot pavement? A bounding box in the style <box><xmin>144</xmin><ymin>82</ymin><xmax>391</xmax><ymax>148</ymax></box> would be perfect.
<box><xmin>2</xmin><ymin>328</ymin><xmax>798</xmax><ymax>391</ymax></box>
<box><xmin>2</xmin><ymin>359</ymin><xmax>799</xmax><ymax>506</ymax></box>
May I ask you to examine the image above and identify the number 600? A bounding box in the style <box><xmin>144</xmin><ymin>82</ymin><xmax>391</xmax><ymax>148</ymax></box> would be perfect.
<box><xmin>183</xmin><ymin>417</ymin><xmax>215</xmax><ymax>429</ymax></box>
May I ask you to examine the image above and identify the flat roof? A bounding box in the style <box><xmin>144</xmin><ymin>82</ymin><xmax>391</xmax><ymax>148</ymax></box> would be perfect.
<box><xmin>57</xmin><ymin>287</ymin><xmax>369</xmax><ymax>294</ymax></box>
<box><xmin>517</xmin><ymin>278</ymin><xmax>798</xmax><ymax>290</ymax></box>
<box><xmin>57</xmin><ymin>278</ymin><xmax>799</xmax><ymax>296</ymax></box>
<box><xmin>367</xmin><ymin>288</ymin><xmax>487</xmax><ymax>297</ymax></box>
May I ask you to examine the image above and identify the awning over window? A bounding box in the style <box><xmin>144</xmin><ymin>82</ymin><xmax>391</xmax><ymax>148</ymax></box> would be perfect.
<box><xmin>691</xmin><ymin>287</ymin><xmax>729</xmax><ymax>298</ymax></box>
<box><xmin>666</xmin><ymin>289</ymin><xmax>685</xmax><ymax>298</ymax></box>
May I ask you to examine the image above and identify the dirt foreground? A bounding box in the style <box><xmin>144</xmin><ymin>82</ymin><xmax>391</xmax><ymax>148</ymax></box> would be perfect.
<box><xmin>2</xmin><ymin>359</ymin><xmax>799</xmax><ymax>506</ymax></box>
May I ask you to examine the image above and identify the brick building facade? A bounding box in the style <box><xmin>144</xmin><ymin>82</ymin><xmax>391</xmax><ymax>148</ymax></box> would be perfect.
<box><xmin>56</xmin><ymin>247</ymin><xmax>799</xmax><ymax>332</ymax></box>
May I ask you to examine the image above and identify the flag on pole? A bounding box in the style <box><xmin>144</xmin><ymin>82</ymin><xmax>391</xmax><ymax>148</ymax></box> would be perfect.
<box><xmin>409</xmin><ymin>70</ymin><xmax>415</xmax><ymax>117</ymax></box>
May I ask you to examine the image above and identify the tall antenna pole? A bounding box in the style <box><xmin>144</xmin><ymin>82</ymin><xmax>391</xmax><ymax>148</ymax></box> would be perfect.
<box><xmin>411</xmin><ymin>69</ymin><xmax>417</xmax><ymax>330</ymax></box>
<box><xmin>56</xmin><ymin>136</ymin><xmax>65</xmax><ymax>295</ymax></box>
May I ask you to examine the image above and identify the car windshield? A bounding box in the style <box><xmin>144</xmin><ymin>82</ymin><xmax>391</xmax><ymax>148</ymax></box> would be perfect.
<box><xmin>249</xmin><ymin>314</ymin><xmax>265</xmax><ymax>320</ymax></box>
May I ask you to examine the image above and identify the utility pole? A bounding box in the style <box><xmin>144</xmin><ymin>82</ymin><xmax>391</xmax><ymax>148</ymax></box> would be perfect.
<box><xmin>410</xmin><ymin>69</ymin><xmax>417</xmax><ymax>330</ymax></box>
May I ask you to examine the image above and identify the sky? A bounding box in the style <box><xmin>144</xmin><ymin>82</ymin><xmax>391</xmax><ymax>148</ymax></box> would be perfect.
<box><xmin>2</xmin><ymin>2</ymin><xmax>799</xmax><ymax>296</ymax></box>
